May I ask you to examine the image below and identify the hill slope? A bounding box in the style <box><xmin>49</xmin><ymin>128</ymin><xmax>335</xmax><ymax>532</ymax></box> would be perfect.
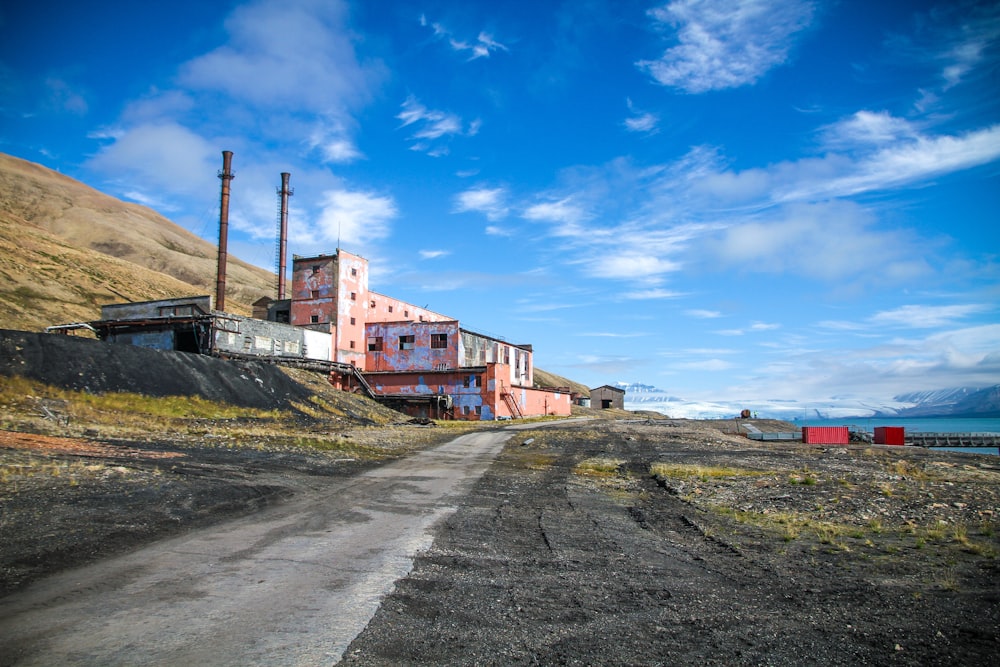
<box><xmin>0</xmin><ymin>152</ymin><xmax>274</xmax><ymax>329</ymax></box>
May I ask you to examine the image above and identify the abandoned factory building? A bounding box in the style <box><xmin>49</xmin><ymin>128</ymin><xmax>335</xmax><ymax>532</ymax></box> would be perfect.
<box><xmin>91</xmin><ymin>248</ymin><xmax>572</xmax><ymax>421</ymax></box>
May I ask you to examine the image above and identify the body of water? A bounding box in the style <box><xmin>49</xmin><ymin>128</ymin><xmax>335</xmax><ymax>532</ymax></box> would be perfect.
<box><xmin>793</xmin><ymin>416</ymin><xmax>1000</xmax><ymax>455</ymax></box>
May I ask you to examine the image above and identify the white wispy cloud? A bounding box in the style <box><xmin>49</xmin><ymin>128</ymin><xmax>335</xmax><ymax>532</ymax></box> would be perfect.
<box><xmin>307</xmin><ymin>119</ymin><xmax>363</xmax><ymax>163</ymax></box>
<box><xmin>397</xmin><ymin>96</ymin><xmax>478</xmax><ymax>154</ymax></box>
<box><xmin>522</xmin><ymin>197</ymin><xmax>589</xmax><ymax>236</ymax></box>
<box><xmin>86</xmin><ymin>122</ymin><xmax>218</xmax><ymax>197</ymax></box>
<box><xmin>624</xmin><ymin>98</ymin><xmax>659</xmax><ymax>133</ymax></box>
<box><xmin>637</xmin><ymin>0</ymin><xmax>816</xmax><ymax>93</ymax></box>
<box><xmin>686</xmin><ymin>309</ymin><xmax>723</xmax><ymax>319</ymax></box>
<box><xmin>420</xmin><ymin>16</ymin><xmax>509</xmax><ymax>60</ymax></box>
<box><xmin>624</xmin><ymin>288</ymin><xmax>686</xmax><ymax>300</ymax></box>
<box><xmin>674</xmin><ymin>359</ymin><xmax>734</xmax><ymax>371</ymax></box>
<box><xmin>453</xmin><ymin>186</ymin><xmax>509</xmax><ymax>221</ymax></box>
<box><xmin>315</xmin><ymin>188</ymin><xmax>397</xmax><ymax>245</ymax></box>
<box><xmin>178</xmin><ymin>0</ymin><xmax>380</xmax><ymax>113</ymax></box>
<box><xmin>870</xmin><ymin>304</ymin><xmax>992</xmax><ymax>329</ymax></box>
<box><xmin>819</xmin><ymin>110</ymin><xmax>919</xmax><ymax>149</ymax></box>
<box><xmin>419</xmin><ymin>249</ymin><xmax>450</xmax><ymax>260</ymax></box>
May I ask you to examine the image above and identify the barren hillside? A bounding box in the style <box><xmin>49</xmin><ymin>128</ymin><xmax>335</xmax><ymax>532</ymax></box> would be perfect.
<box><xmin>0</xmin><ymin>152</ymin><xmax>274</xmax><ymax>329</ymax></box>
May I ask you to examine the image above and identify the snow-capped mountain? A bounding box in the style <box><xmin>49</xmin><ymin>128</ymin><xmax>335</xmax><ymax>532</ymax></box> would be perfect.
<box><xmin>619</xmin><ymin>383</ymin><xmax>1000</xmax><ymax>420</ymax></box>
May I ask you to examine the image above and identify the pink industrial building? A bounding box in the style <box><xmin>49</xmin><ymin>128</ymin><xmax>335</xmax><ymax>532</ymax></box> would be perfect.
<box><xmin>259</xmin><ymin>249</ymin><xmax>572</xmax><ymax>421</ymax></box>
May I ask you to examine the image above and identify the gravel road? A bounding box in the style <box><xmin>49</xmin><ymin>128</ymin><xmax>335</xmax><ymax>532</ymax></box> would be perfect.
<box><xmin>0</xmin><ymin>428</ymin><xmax>515</xmax><ymax>666</ymax></box>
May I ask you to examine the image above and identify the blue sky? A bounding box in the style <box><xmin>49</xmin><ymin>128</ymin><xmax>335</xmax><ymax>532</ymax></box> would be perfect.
<box><xmin>2</xmin><ymin>0</ymin><xmax>999</xmax><ymax>411</ymax></box>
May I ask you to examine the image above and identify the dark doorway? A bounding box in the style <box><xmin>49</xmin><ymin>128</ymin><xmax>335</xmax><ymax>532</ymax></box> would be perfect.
<box><xmin>175</xmin><ymin>328</ymin><xmax>200</xmax><ymax>353</ymax></box>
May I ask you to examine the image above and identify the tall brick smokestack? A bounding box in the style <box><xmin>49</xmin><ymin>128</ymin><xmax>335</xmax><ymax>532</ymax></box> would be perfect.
<box><xmin>276</xmin><ymin>172</ymin><xmax>293</xmax><ymax>300</ymax></box>
<box><xmin>216</xmin><ymin>150</ymin><xmax>234</xmax><ymax>312</ymax></box>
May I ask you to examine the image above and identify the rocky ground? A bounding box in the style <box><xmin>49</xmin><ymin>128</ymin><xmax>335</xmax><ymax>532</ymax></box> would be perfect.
<box><xmin>1</xmin><ymin>417</ymin><xmax>998</xmax><ymax>664</ymax></box>
<box><xmin>342</xmin><ymin>419</ymin><xmax>999</xmax><ymax>666</ymax></box>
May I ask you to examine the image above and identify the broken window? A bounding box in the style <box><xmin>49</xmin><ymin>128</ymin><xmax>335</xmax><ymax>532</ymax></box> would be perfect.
<box><xmin>370</xmin><ymin>300</ymin><xmax>376</xmax><ymax>308</ymax></box>
<box><xmin>350</xmin><ymin>317</ymin><xmax>356</xmax><ymax>325</ymax></box>
<box><xmin>311</xmin><ymin>290</ymin><xmax>319</xmax><ymax>299</ymax></box>
<box><xmin>350</xmin><ymin>292</ymin><xmax>356</xmax><ymax>300</ymax></box>
<box><xmin>312</xmin><ymin>264</ymin><xmax>320</xmax><ymax>273</ymax></box>
<box><xmin>399</xmin><ymin>335</ymin><xmax>415</xmax><ymax>350</ymax></box>
<box><xmin>431</xmin><ymin>333</ymin><xmax>447</xmax><ymax>349</ymax></box>
<box><xmin>388</xmin><ymin>305</ymin><xmax>393</xmax><ymax>313</ymax></box>
<box><xmin>311</xmin><ymin>315</ymin><xmax>319</xmax><ymax>324</ymax></box>
<box><xmin>368</xmin><ymin>336</ymin><xmax>383</xmax><ymax>352</ymax></box>
<box><xmin>351</xmin><ymin>268</ymin><xmax>357</xmax><ymax>276</ymax></box>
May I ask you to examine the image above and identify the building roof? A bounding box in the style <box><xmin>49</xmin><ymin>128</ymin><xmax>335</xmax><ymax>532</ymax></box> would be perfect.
<box><xmin>591</xmin><ymin>384</ymin><xmax>626</xmax><ymax>394</ymax></box>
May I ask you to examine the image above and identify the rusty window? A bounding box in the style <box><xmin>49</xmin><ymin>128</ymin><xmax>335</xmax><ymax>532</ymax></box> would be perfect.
<box><xmin>431</xmin><ymin>333</ymin><xmax>447</xmax><ymax>349</ymax></box>
<box><xmin>349</xmin><ymin>340</ymin><xmax>355</xmax><ymax>349</ymax></box>
<box><xmin>367</xmin><ymin>336</ymin><xmax>383</xmax><ymax>352</ymax></box>
<box><xmin>310</xmin><ymin>315</ymin><xmax>319</xmax><ymax>323</ymax></box>
<box><xmin>463</xmin><ymin>406</ymin><xmax>471</xmax><ymax>415</ymax></box>
<box><xmin>399</xmin><ymin>335</ymin><xmax>415</xmax><ymax>350</ymax></box>
<box><xmin>312</xmin><ymin>264</ymin><xmax>320</xmax><ymax>273</ymax></box>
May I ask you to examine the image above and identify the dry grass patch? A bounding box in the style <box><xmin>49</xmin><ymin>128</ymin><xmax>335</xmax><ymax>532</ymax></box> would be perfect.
<box><xmin>650</xmin><ymin>462</ymin><xmax>768</xmax><ymax>481</ymax></box>
<box><xmin>574</xmin><ymin>457</ymin><xmax>626</xmax><ymax>477</ymax></box>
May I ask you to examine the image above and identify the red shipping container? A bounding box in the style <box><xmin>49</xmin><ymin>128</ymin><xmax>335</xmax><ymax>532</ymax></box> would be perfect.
<box><xmin>801</xmin><ymin>426</ymin><xmax>849</xmax><ymax>445</ymax></box>
<box><xmin>874</xmin><ymin>426</ymin><xmax>905</xmax><ymax>446</ymax></box>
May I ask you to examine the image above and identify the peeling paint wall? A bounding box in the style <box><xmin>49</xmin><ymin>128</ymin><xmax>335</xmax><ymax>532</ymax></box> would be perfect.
<box><xmin>365</xmin><ymin>321</ymin><xmax>461</xmax><ymax>372</ymax></box>
<box><xmin>459</xmin><ymin>331</ymin><xmax>532</xmax><ymax>386</ymax></box>
<box><xmin>365</xmin><ymin>369</ymin><xmax>489</xmax><ymax>421</ymax></box>
<box><xmin>334</xmin><ymin>250</ymin><xmax>368</xmax><ymax>367</ymax></box>
<box><xmin>290</xmin><ymin>255</ymin><xmax>338</xmax><ymax>329</ymax></box>
<box><xmin>212</xmin><ymin>314</ymin><xmax>330</xmax><ymax>361</ymax></box>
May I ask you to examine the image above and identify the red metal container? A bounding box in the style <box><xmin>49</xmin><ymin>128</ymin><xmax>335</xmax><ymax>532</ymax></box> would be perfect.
<box><xmin>874</xmin><ymin>426</ymin><xmax>905</xmax><ymax>446</ymax></box>
<box><xmin>801</xmin><ymin>426</ymin><xmax>849</xmax><ymax>445</ymax></box>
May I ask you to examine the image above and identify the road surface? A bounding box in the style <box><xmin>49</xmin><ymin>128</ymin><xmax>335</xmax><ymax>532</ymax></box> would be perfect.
<box><xmin>0</xmin><ymin>428</ymin><xmax>514</xmax><ymax>666</ymax></box>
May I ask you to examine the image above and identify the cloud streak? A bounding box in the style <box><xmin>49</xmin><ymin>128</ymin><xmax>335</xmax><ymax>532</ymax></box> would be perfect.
<box><xmin>637</xmin><ymin>0</ymin><xmax>815</xmax><ymax>92</ymax></box>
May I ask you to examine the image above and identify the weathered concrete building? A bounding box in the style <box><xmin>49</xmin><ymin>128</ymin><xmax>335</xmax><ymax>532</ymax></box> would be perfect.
<box><xmin>89</xmin><ymin>249</ymin><xmax>570</xmax><ymax>421</ymax></box>
<box><xmin>363</xmin><ymin>320</ymin><xmax>569</xmax><ymax>420</ymax></box>
<box><xmin>590</xmin><ymin>384</ymin><xmax>626</xmax><ymax>410</ymax></box>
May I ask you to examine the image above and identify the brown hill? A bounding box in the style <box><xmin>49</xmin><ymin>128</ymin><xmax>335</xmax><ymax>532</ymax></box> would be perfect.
<box><xmin>0</xmin><ymin>152</ymin><xmax>275</xmax><ymax>331</ymax></box>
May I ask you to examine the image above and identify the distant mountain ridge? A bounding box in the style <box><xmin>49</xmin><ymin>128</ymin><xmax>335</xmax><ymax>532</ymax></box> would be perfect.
<box><xmin>617</xmin><ymin>381</ymin><xmax>1000</xmax><ymax>420</ymax></box>
<box><xmin>884</xmin><ymin>385</ymin><xmax>1000</xmax><ymax>418</ymax></box>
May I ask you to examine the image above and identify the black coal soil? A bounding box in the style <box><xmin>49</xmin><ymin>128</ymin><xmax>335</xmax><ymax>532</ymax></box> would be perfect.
<box><xmin>0</xmin><ymin>329</ymin><xmax>313</xmax><ymax>410</ymax></box>
<box><xmin>342</xmin><ymin>421</ymin><xmax>999</xmax><ymax>666</ymax></box>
